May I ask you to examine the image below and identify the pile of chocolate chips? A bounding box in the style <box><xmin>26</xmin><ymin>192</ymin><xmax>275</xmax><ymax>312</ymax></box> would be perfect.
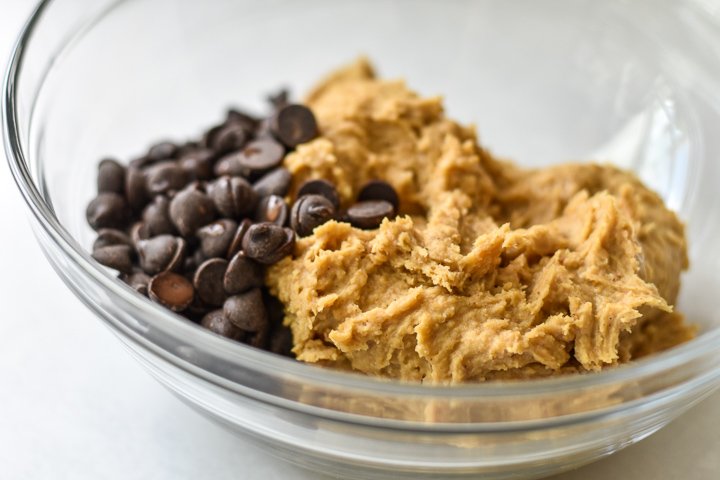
<box><xmin>85</xmin><ymin>91</ymin><xmax>400</xmax><ymax>356</ymax></box>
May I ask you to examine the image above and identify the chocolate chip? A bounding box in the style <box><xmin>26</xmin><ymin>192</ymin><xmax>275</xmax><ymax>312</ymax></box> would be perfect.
<box><xmin>137</xmin><ymin>235</ymin><xmax>186</xmax><ymax>275</ymax></box>
<box><xmin>226</xmin><ymin>109</ymin><xmax>259</xmax><ymax>133</ymax></box>
<box><xmin>141</xmin><ymin>195</ymin><xmax>176</xmax><ymax>236</ymax></box>
<box><xmin>271</xmin><ymin>104</ymin><xmax>318</xmax><ymax>148</ymax></box>
<box><xmin>121</xmin><ymin>270</ymin><xmax>151</xmax><ymax>295</ymax></box>
<box><xmin>193</xmin><ymin>258</ymin><xmax>229</xmax><ymax>306</ymax></box>
<box><xmin>235</xmin><ymin>138</ymin><xmax>285</xmax><ymax>174</ymax></box>
<box><xmin>255</xmin><ymin>195</ymin><xmax>288</xmax><ymax>226</ymax></box>
<box><xmin>291</xmin><ymin>194</ymin><xmax>335</xmax><ymax>237</ymax></box>
<box><xmin>226</xmin><ymin>218</ymin><xmax>252</xmax><ymax>259</ymax></box>
<box><xmin>212</xmin><ymin>152</ymin><xmax>252</xmax><ymax>178</ymax></box>
<box><xmin>177</xmin><ymin>141</ymin><xmax>202</xmax><ymax>157</ymax></box>
<box><xmin>97</xmin><ymin>158</ymin><xmax>126</xmax><ymax>194</ymax></box>
<box><xmin>224</xmin><ymin>251</ymin><xmax>264</xmax><ymax>295</ymax></box>
<box><xmin>169</xmin><ymin>185</ymin><xmax>216</xmax><ymax>237</ymax></box>
<box><xmin>223</xmin><ymin>288</ymin><xmax>268</xmax><ymax>332</ymax></box>
<box><xmin>242</xmin><ymin>223</ymin><xmax>295</xmax><ymax>265</ymax></box>
<box><xmin>347</xmin><ymin>200</ymin><xmax>395</xmax><ymax>230</ymax></box>
<box><xmin>179</xmin><ymin>149</ymin><xmax>215</xmax><ymax>181</ymax></box>
<box><xmin>92</xmin><ymin>244</ymin><xmax>134</xmax><ymax>273</ymax></box>
<box><xmin>197</xmin><ymin>219</ymin><xmax>238</xmax><ymax>258</ymax></box>
<box><xmin>202</xmin><ymin>123</ymin><xmax>223</xmax><ymax>148</ymax></box>
<box><xmin>130</xmin><ymin>221</ymin><xmax>151</xmax><ymax>246</ymax></box>
<box><xmin>267</xmin><ymin>89</ymin><xmax>290</xmax><ymax>110</ymax></box>
<box><xmin>144</xmin><ymin>161</ymin><xmax>188</xmax><ymax>196</ymax></box>
<box><xmin>208</xmin><ymin>176</ymin><xmax>258</xmax><ymax>219</ymax></box>
<box><xmin>148</xmin><ymin>271</ymin><xmax>194</xmax><ymax>312</ymax></box>
<box><xmin>297</xmin><ymin>179</ymin><xmax>340</xmax><ymax>209</ymax></box>
<box><xmin>253</xmin><ymin>167</ymin><xmax>292</xmax><ymax>198</ymax></box>
<box><xmin>208</xmin><ymin>122</ymin><xmax>248</xmax><ymax>154</ymax></box>
<box><xmin>128</xmin><ymin>157</ymin><xmax>151</xmax><ymax>170</ymax></box>
<box><xmin>168</xmin><ymin>240</ymin><xmax>188</xmax><ymax>272</ymax></box>
<box><xmin>93</xmin><ymin>228</ymin><xmax>133</xmax><ymax>250</ymax></box>
<box><xmin>147</xmin><ymin>141</ymin><xmax>178</xmax><ymax>162</ymax></box>
<box><xmin>358</xmin><ymin>180</ymin><xmax>399</xmax><ymax>211</ymax></box>
<box><xmin>86</xmin><ymin>192</ymin><xmax>129</xmax><ymax>230</ymax></box>
<box><xmin>125</xmin><ymin>167</ymin><xmax>149</xmax><ymax>212</ymax></box>
<box><xmin>201</xmin><ymin>309</ymin><xmax>243</xmax><ymax>340</ymax></box>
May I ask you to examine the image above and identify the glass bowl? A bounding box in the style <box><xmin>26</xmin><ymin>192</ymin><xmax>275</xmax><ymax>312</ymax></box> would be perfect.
<box><xmin>4</xmin><ymin>1</ymin><xmax>720</xmax><ymax>478</ymax></box>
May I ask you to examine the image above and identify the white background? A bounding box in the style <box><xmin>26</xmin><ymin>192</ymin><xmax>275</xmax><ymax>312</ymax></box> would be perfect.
<box><xmin>1</xmin><ymin>2</ymin><xmax>718</xmax><ymax>479</ymax></box>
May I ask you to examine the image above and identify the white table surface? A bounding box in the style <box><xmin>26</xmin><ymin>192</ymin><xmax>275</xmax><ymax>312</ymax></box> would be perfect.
<box><xmin>1</xmin><ymin>2</ymin><xmax>718</xmax><ymax>479</ymax></box>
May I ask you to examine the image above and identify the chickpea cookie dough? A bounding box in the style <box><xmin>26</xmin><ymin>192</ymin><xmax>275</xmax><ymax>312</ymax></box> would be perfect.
<box><xmin>267</xmin><ymin>58</ymin><xmax>695</xmax><ymax>383</ymax></box>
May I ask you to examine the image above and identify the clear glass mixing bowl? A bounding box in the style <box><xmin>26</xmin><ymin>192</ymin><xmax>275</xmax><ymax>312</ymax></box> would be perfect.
<box><xmin>4</xmin><ymin>1</ymin><xmax>720</xmax><ymax>478</ymax></box>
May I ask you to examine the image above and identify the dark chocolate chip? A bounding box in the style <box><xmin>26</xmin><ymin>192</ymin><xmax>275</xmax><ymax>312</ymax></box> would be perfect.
<box><xmin>235</xmin><ymin>138</ymin><xmax>285</xmax><ymax>174</ymax></box>
<box><xmin>128</xmin><ymin>157</ymin><xmax>151</xmax><ymax>170</ymax></box>
<box><xmin>253</xmin><ymin>167</ymin><xmax>292</xmax><ymax>198</ymax></box>
<box><xmin>346</xmin><ymin>200</ymin><xmax>395</xmax><ymax>230</ymax></box>
<box><xmin>92</xmin><ymin>244</ymin><xmax>134</xmax><ymax>273</ymax></box>
<box><xmin>255</xmin><ymin>195</ymin><xmax>288</xmax><ymax>226</ymax></box>
<box><xmin>270</xmin><ymin>104</ymin><xmax>318</xmax><ymax>148</ymax></box>
<box><xmin>141</xmin><ymin>195</ymin><xmax>176</xmax><ymax>236</ymax></box>
<box><xmin>166</xmin><ymin>240</ymin><xmax>187</xmax><ymax>272</ymax></box>
<box><xmin>208</xmin><ymin>122</ymin><xmax>248</xmax><ymax>154</ymax></box>
<box><xmin>97</xmin><ymin>158</ymin><xmax>126</xmax><ymax>194</ymax></box>
<box><xmin>193</xmin><ymin>258</ymin><xmax>229</xmax><ymax>306</ymax></box>
<box><xmin>226</xmin><ymin>218</ymin><xmax>253</xmax><ymax>259</ymax></box>
<box><xmin>224</xmin><ymin>251</ymin><xmax>264</xmax><ymax>295</ymax></box>
<box><xmin>201</xmin><ymin>309</ymin><xmax>244</xmax><ymax>340</ymax></box>
<box><xmin>226</xmin><ymin>109</ymin><xmax>259</xmax><ymax>133</ymax></box>
<box><xmin>86</xmin><ymin>192</ymin><xmax>129</xmax><ymax>230</ymax></box>
<box><xmin>358</xmin><ymin>180</ymin><xmax>399</xmax><ymax>211</ymax></box>
<box><xmin>241</xmin><ymin>223</ymin><xmax>295</xmax><ymax>265</ymax></box>
<box><xmin>179</xmin><ymin>149</ymin><xmax>215</xmax><ymax>181</ymax></box>
<box><xmin>148</xmin><ymin>271</ymin><xmax>194</xmax><ymax>312</ymax></box>
<box><xmin>144</xmin><ymin>161</ymin><xmax>188</xmax><ymax>196</ymax></box>
<box><xmin>121</xmin><ymin>270</ymin><xmax>151</xmax><ymax>295</ymax></box>
<box><xmin>223</xmin><ymin>288</ymin><xmax>268</xmax><ymax>332</ymax></box>
<box><xmin>137</xmin><ymin>235</ymin><xmax>186</xmax><ymax>275</ymax></box>
<box><xmin>177</xmin><ymin>141</ymin><xmax>202</xmax><ymax>157</ymax></box>
<box><xmin>212</xmin><ymin>152</ymin><xmax>252</xmax><ymax>178</ymax></box>
<box><xmin>125</xmin><ymin>167</ymin><xmax>149</xmax><ymax>212</ymax></box>
<box><xmin>197</xmin><ymin>219</ymin><xmax>238</xmax><ymax>258</ymax></box>
<box><xmin>207</xmin><ymin>176</ymin><xmax>258</xmax><ymax>219</ymax></box>
<box><xmin>147</xmin><ymin>141</ymin><xmax>178</xmax><ymax>162</ymax></box>
<box><xmin>169</xmin><ymin>185</ymin><xmax>216</xmax><ymax>237</ymax></box>
<box><xmin>202</xmin><ymin>123</ymin><xmax>223</xmax><ymax>149</ymax></box>
<box><xmin>267</xmin><ymin>89</ymin><xmax>290</xmax><ymax>110</ymax></box>
<box><xmin>297</xmin><ymin>179</ymin><xmax>340</xmax><ymax>209</ymax></box>
<box><xmin>290</xmin><ymin>194</ymin><xmax>335</xmax><ymax>237</ymax></box>
<box><xmin>130</xmin><ymin>221</ymin><xmax>151</xmax><ymax>246</ymax></box>
<box><xmin>93</xmin><ymin>228</ymin><xmax>133</xmax><ymax>250</ymax></box>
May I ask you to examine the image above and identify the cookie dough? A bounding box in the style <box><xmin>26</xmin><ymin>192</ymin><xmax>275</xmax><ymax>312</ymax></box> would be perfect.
<box><xmin>267</xmin><ymin>59</ymin><xmax>694</xmax><ymax>383</ymax></box>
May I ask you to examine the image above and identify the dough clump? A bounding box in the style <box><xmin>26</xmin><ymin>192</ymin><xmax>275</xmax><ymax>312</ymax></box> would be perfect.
<box><xmin>268</xmin><ymin>59</ymin><xmax>694</xmax><ymax>383</ymax></box>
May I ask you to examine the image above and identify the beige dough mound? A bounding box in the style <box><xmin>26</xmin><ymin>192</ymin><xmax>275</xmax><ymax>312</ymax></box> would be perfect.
<box><xmin>267</xmin><ymin>59</ymin><xmax>694</xmax><ymax>383</ymax></box>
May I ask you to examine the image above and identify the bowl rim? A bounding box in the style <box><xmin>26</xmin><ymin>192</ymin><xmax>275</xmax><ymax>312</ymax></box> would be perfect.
<box><xmin>4</xmin><ymin>0</ymin><xmax>720</xmax><ymax>403</ymax></box>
